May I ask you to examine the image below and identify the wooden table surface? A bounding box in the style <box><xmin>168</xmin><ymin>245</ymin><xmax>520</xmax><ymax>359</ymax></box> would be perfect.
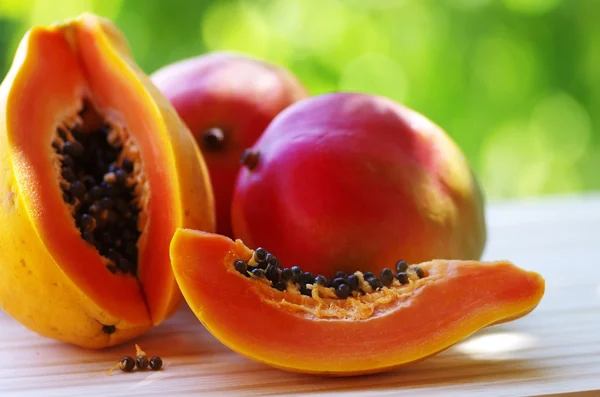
<box><xmin>1</xmin><ymin>193</ymin><xmax>599</xmax><ymax>397</ymax></box>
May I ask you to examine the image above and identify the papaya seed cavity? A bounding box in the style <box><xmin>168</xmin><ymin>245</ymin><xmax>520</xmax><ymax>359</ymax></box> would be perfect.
<box><xmin>53</xmin><ymin>99</ymin><xmax>146</xmax><ymax>276</ymax></box>
<box><xmin>233</xmin><ymin>246</ymin><xmax>427</xmax><ymax>301</ymax></box>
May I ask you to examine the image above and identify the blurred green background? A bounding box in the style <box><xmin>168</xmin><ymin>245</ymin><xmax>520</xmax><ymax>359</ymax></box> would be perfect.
<box><xmin>0</xmin><ymin>0</ymin><xmax>598</xmax><ymax>199</ymax></box>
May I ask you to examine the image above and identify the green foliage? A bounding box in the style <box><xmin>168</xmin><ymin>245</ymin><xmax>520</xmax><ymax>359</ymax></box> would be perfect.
<box><xmin>1</xmin><ymin>0</ymin><xmax>598</xmax><ymax>198</ymax></box>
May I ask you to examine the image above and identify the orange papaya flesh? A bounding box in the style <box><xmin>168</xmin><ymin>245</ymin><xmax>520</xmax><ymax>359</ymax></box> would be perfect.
<box><xmin>170</xmin><ymin>229</ymin><xmax>545</xmax><ymax>376</ymax></box>
<box><xmin>0</xmin><ymin>14</ymin><xmax>214</xmax><ymax>348</ymax></box>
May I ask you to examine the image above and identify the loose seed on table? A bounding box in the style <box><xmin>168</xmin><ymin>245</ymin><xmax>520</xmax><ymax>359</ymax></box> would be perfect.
<box><xmin>105</xmin><ymin>356</ymin><xmax>135</xmax><ymax>375</ymax></box>
<box><xmin>149</xmin><ymin>356</ymin><xmax>163</xmax><ymax>371</ymax></box>
<box><xmin>132</xmin><ymin>343</ymin><xmax>150</xmax><ymax>370</ymax></box>
<box><xmin>119</xmin><ymin>356</ymin><xmax>135</xmax><ymax>372</ymax></box>
<box><xmin>136</xmin><ymin>355</ymin><xmax>149</xmax><ymax>370</ymax></box>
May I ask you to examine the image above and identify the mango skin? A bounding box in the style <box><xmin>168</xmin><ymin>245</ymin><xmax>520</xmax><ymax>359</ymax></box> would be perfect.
<box><xmin>0</xmin><ymin>13</ymin><xmax>214</xmax><ymax>348</ymax></box>
<box><xmin>232</xmin><ymin>93</ymin><xmax>486</xmax><ymax>277</ymax></box>
<box><xmin>151</xmin><ymin>52</ymin><xmax>308</xmax><ymax>237</ymax></box>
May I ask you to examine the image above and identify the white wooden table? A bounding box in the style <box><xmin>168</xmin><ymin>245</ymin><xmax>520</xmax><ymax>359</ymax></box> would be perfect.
<box><xmin>1</xmin><ymin>194</ymin><xmax>599</xmax><ymax>397</ymax></box>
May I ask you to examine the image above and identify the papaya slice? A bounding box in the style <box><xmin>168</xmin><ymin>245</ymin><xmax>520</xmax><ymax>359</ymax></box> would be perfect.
<box><xmin>170</xmin><ymin>229</ymin><xmax>545</xmax><ymax>376</ymax></box>
<box><xmin>0</xmin><ymin>14</ymin><xmax>214</xmax><ymax>348</ymax></box>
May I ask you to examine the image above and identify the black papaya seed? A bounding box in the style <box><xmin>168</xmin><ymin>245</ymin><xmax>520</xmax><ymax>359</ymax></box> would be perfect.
<box><xmin>414</xmin><ymin>266</ymin><xmax>425</xmax><ymax>278</ymax></box>
<box><xmin>234</xmin><ymin>260</ymin><xmax>248</xmax><ymax>276</ymax></box>
<box><xmin>266</xmin><ymin>266</ymin><xmax>281</xmax><ymax>282</ymax></box>
<box><xmin>335</xmin><ymin>283</ymin><xmax>351</xmax><ymax>299</ymax></box>
<box><xmin>149</xmin><ymin>356</ymin><xmax>163</xmax><ymax>371</ymax></box>
<box><xmin>347</xmin><ymin>274</ymin><xmax>359</xmax><ymax>290</ymax></box>
<box><xmin>299</xmin><ymin>285</ymin><xmax>312</xmax><ymax>296</ymax></box>
<box><xmin>395</xmin><ymin>260</ymin><xmax>408</xmax><ymax>273</ymax></box>
<box><xmin>332</xmin><ymin>277</ymin><xmax>346</xmax><ymax>289</ymax></box>
<box><xmin>281</xmin><ymin>268</ymin><xmax>293</xmax><ymax>282</ymax></box>
<box><xmin>254</xmin><ymin>247</ymin><xmax>268</xmax><ymax>262</ymax></box>
<box><xmin>396</xmin><ymin>272</ymin><xmax>409</xmax><ymax>284</ymax></box>
<box><xmin>274</xmin><ymin>281</ymin><xmax>286</xmax><ymax>291</ymax></box>
<box><xmin>367</xmin><ymin>277</ymin><xmax>383</xmax><ymax>290</ymax></box>
<box><xmin>380</xmin><ymin>268</ymin><xmax>394</xmax><ymax>287</ymax></box>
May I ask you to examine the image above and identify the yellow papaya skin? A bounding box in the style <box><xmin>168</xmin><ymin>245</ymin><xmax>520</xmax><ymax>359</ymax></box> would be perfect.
<box><xmin>0</xmin><ymin>187</ymin><xmax>148</xmax><ymax>347</ymax></box>
<box><xmin>0</xmin><ymin>14</ymin><xmax>214</xmax><ymax>348</ymax></box>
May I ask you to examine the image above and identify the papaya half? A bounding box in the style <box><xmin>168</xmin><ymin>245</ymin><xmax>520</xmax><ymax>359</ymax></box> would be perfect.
<box><xmin>0</xmin><ymin>13</ymin><xmax>214</xmax><ymax>348</ymax></box>
<box><xmin>170</xmin><ymin>229</ymin><xmax>545</xmax><ymax>376</ymax></box>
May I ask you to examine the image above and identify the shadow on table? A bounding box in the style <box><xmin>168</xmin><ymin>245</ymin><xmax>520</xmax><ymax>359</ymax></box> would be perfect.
<box><xmin>239</xmin><ymin>348</ymin><xmax>542</xmax><ymax>395</ymax></box>
<box><xmin>18</xmin><ymin>307</ymin><xmax>540</xmax><ymax>394</ymax></box>
<box><xmin>108</xmin><ymin>311</ymin><xmax>544</xmax><ymax>395</ymax></box>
